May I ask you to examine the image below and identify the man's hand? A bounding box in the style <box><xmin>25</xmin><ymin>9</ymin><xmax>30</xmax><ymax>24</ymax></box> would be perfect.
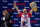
<box><xmin>14</xmin><ymin>1</ymin><xmax>17</xmax><ymax>8</ymax></box>
<box><xmin>14</xmin><ymin>2</ymin><xmax>20</xmax><ymax>14</ymax></box>
<box><xmin>30</xmin><ymin>9</ymin><xmax>33</xmax><ymax>14</ymax></box>
<box><xmin>10</xmin><ymin>20</ymin><xmax>12</xmax><ymax>23</ymax></box>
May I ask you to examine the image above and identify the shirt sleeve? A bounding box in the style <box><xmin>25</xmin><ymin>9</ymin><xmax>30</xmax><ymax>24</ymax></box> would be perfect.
<box><xmin>19</xmin><ymin>12</ymin><xmax>22</xmax><ymax>17</ymax></box>
<box><xmin>27</xmin><ymin>12</ymin><xmax>32</xmax><ymax>18</ymax></box>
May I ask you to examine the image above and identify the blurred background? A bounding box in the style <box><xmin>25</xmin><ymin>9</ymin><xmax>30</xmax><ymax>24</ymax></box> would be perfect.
<box><xmin>0</xmin><ymin>0</ymin><xmax>40</xmax><ymax>27</ymax></box>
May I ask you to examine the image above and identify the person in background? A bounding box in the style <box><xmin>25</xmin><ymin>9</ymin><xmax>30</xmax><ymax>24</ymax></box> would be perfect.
<box><xmin>1</xmin><ymin>8</ymin><xmax>14</xmax><ymax>27</ymax></box>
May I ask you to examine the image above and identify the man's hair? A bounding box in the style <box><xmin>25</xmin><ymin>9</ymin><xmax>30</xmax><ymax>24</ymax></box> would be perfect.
<box><xmin>2</xmin><ymin>10</ymin><xmax>8</xmax><ymax>14</ymax></box>
<box><xmin>23</xmin><ymin>8</ymin><xmax>27</xmax><ymax>11</ymax></box>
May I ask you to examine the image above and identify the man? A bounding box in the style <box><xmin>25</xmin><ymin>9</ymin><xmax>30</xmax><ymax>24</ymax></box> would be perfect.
<box><xmin>1</xmin><ymin>8</ymin><xmax>14</xmax><ymax>27</ymax></box>
<box><xmin>14</xmin><ymin>2</ymin><xmax>33</xmax><ymax>27</ymax></box>
<box><xmin>1</xmin><ymin>10</ymin><xmax>9</xmax><ymax>27</ymax></box>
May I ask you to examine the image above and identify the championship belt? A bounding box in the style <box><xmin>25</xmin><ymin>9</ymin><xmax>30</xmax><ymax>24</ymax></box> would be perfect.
<box><xmin>23</xmin><ymin>22</ymin><xmax>27</xmax><ymax>25</ymax></box>
<box><xmin>30</xmin><ymin>1</ymin><xmax>38</xmax><ymax>12</ymax></box>
<box><xmin>22</xmin><ymin>21</ymin><xmax>27</xmax><ymax>25</ymax></box>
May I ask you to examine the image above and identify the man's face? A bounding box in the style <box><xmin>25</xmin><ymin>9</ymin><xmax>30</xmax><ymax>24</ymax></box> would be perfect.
<box><xmin>3</xmin><ymin>13</ymin><xmax>6</xmax><ymax>16</ymax></box>
<box><xmin>23</xmin><ymin>9</ymin><xmax>27</xmax><ymax>15</ymax></box>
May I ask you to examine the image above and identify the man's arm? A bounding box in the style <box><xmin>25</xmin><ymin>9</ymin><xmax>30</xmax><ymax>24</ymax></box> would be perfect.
<box><xmin>8</xmin><ymin>9</ymin><xmax>14</xmax><ymax>18</ymax></box>
<box><xmin>14</xmin><ymin>2</ymin><xmax>20</xmax><ymax>14</ymax></box>
<box><xmin>6</xmin><ymin>9</ymin><xmax>14</xmax><ymax>23</ymax></box>
<box><xmin>16</xmin><ymin>7</ymin><xmax>20</xmax><ymax>14</ymax></box>
<box><xmin>27</xmin><ymin>9</ymin><xmax>33</xmax><ymax>18</ymax></box>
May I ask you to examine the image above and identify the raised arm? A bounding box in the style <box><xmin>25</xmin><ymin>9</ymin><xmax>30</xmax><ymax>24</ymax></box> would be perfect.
<box><xmin>14</xmin><ymin>2</ymin><xmax>20</xmax><ymax>14</ymax></box>
<box><xmin>27</xmin><ymin>9</ymin><xmax>33</xmax><ymax>18</ymax></box>
<box><xmin>8</xmin><ymin>9</ymin><xmax>14</xmax><ymax>18</ymax></box>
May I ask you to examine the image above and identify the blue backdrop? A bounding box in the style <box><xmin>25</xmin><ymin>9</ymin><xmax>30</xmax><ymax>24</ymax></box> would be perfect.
<box><xmin>0</xmin><ymin>0</ymin><xmax>40</xmax><ymax>27</ymax></box>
